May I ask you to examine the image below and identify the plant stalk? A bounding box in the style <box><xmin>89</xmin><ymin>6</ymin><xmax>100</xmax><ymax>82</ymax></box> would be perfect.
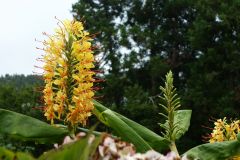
<box><xmin>170</xmin><ymin>141</ymin><xmax>180</xmax><ymax>157</ymax></box>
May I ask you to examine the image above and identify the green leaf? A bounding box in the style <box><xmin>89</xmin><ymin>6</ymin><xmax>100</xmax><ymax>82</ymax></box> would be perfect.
<box><xmin>101</xmin><ymin>109</ymin><xmax>152</xmax><ymax>152</ymax></box>
<box><xmin>0</xmin><ymin>109</ymin><xmax>68</xmax><ymax>144</ymax></box>
<box><xmin>38</xmin><ymin>134</ymin><xmax>103</xmax><ymax>160</ymax></box>
<box><xmin>0</xmin><ymin>147</ymin><xmax>14</xmax><ymax>160</ymax></box>
<box><xmin>173</xmin><ymin>110</ymin><xmax>192</xmax><ymax>140</ymax></box>
<box><xmin>77</xmin><ymin>127</ymin><xmax>102</xmax><ymax>137</ymax></box>
<box><xmin>93</xmin><ymin>100</ymin><xmax>170</xmax><ymax>152</ymax></box>
<box><xmin>0</xmin><ymin>147</ymin><xmax>35</xmax><ymax>160</ymax></box>
<box><xmin>114</xmin><ymin>112</ymin><xmax>169</xmax><ymax>152</ymax></box>
<box><xmin>89</xmin><ymin>134</ymin><xmax>104</xmax><ymax>158</ymax></box>
<box><xmin>16</xmin><ymin>152</ymin><xmax>36</xmax><ymax>160</ymax></box>
<box><xmin>184</xmin><ymin>140</ymin><xmax>240</xmax><ymax>160</ymax></box>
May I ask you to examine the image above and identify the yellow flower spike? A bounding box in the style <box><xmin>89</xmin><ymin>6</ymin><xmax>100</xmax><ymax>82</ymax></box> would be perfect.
<box><xmin>209</xmin><ymin>118</ymin><xmax>240</xmax><ymax>144</ymax></box>
<box><xmin>40</xmin><ymin>19</ymin><xmax>96</xmax><ymax>130</ymax></box>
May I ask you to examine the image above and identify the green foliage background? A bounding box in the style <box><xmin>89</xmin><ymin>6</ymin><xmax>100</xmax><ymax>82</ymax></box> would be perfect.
<box><xmin>0</xmin><ymin>75</ymin><xmax>51</xmax><ymax>156</ymax></box>
<box><xmin>71</xmin><ymin>0</ymin><xmax>240</xmax><ymax>152</ymax></box>
<box><xmin>1</xmin><ymin>0</ymin><xmax>240</xmax><ymax>155</ymax></box>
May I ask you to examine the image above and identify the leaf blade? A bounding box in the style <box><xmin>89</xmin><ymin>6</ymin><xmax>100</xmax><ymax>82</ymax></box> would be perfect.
<box><xmin>184</xmin><ymin>140</ymin><xmax>240</xmax><ymax>160</ymax></box>
<box><xmin>101</xmin><ymin>109</ymin><xmax>152</xmax><ymax>152</ymax></box>
<box><xmin>0</xmin><ymin>109</ymin><xmax>68</xmax><ymax>144</ymax></box>
<box><xmin>93</xmin><ymin>100</ymin><xmax>170</xmax><ymax>152</ymax></box>
<box><xmin>173</xmin><ymin>110</ymin><xmax>192</xmax><ymax>140</ymax></box>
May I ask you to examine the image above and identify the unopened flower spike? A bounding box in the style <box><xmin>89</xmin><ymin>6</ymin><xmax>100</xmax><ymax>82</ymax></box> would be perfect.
<box><xmin>39</xmin><ymin>18</ymin><xmax>96</xmax><ymax>131</ymax></box>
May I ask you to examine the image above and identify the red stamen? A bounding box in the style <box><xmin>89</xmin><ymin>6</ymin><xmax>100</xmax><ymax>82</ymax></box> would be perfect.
<box><xmin>93</xmin><ymin>70</ymin><xmax>104</xmax><ymax>73</ymax></box>
<box><xmin>89</xmin><ymin>32</ymin><xmax>100</xmax><ymax>39</ymax></box>
<box><xmin>91</xmin><ymin>45</ymin><xmax>100</xmax><ymax>50</ymax></box>
<box><xmin>36</xmin><ymin>47</ymin><xmax>46</xmax><ymax>51</ymax></box>
<box><xmin>201</xmin><ymin>125</ymin><xmax>214</xmax><ymax>130</ymax></box>
<box><xmin>93</xmin><ymin>77</ymin><xmax>105</xmax><ymax>82</ymax></box>
<box><xmin>32</xmin><ymin>106</ymin><xmax>45</xmax><ymax>110</ymax></box>
<box><xmin>35</xmin><ymin>38</ymin><xmax>45</xmax><ymax>43</ymax></box>
<box><xmin>209</xmin><ymin>116</ymin><xmax>218</xmax><ymax>122</ymax></box>
<box><xmin>36</xmin><ymin>58</ymin><xmax>45</xmax><ymax>62</ymax></box>
<box><xmin>93</xmin><ymin>95</ymin><xmax>104</xmax><ymax>99</ymax></box>
<box><xmin>92</xmin><ymin>87</ymin><xmax>103</xmax><ymax>91</ymax></box>
<box><xmin>32</xmin><ymin>71</ymin><xmax>44</xmax><ymax>75</ymax></box>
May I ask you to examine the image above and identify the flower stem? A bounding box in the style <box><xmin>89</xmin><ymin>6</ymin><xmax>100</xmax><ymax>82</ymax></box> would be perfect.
<box><xmin>169</xmin><ymin>141</ymin><xmax>180</xmax><ymax>157</ymax></box>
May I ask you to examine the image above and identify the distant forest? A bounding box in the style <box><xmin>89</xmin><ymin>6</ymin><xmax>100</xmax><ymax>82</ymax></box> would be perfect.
<box><xmin>0</xmin><ymin>75</ymin><xmax>44</xmax><ymax>120</ymax></box>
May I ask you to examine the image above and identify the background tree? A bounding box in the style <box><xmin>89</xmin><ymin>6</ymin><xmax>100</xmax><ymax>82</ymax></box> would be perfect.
<box><xmin>0</xmin><ymin>74</ymin><xmax>43</xmax><ymax>118</ymax></box>
<box><xmin>72</xmin><ymin>0</ymin><xmax>240</xmax><ymax>152</ymax></box>
<box><xmin>72</xmin><ymin>0</ymin><xmax>196</xmax><ymax>151</ymax></box>
<box><xmin>72</xmin><ymin>1</ymin><xmax>125</xmax><ymax>107</ymax></box>
<box><xmin>183</xmin><ymin>0</ymin><xmax>240</xmax><ymax>148</ymax></box>
<box><xmin>0</xmin><ymin>74</ymin><xmax>49</xmax><ymax>156</ymax></box>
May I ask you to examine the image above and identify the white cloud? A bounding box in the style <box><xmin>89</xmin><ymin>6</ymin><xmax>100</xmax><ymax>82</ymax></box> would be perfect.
<box><xmin>0</xmin><ymin>0</ymin><xmax>78</xmax><ymax>75</ymax></box>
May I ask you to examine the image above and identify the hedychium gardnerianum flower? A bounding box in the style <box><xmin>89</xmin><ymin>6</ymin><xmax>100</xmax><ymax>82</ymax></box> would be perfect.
<box><xmin>209</xmin><ymin>117</ymin><xmax>240</xmax><ymax>143</ymax></box>
<box><xmin>39</xmin><ymin>19</ymin><xmax>96</xmax><ymax>132</ymax></box>
<box><xmin>208</xmin><ymin>118</ymin><xmax>240</xmax><ymax>160</ymax></box>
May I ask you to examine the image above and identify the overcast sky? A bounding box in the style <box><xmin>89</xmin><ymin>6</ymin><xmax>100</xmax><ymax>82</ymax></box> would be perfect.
<box><xmin>0</xmin><ymin>0</ymin><xmax>78</xmax><ymax>75</ymax></box>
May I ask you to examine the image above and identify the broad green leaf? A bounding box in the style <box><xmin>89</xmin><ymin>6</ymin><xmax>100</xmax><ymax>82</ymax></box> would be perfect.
<box><xmin>0</xmin><ymin>147</ymin><xmax>14</xmax><ymax>160</ymax></box>
<box><xmin>38</xmin><ymin>134</ymin><xmax>103</xmax><ymax>160</ymax></box>
<box><xmin>0</xmin><ymin>109</ymin><xmax>68</xmax><ymax>144</ymax></box>
<box><xmin>0</xmin><ymin>147</ymin><xmax>35</xmax><ymax>160</ymax></box>
<box><xmin>114</xmin><ymin>112</ymin><xmax>169</xmax><ymax>152</ymax></box>
<box><xmin>89</xmin><ymin>133</ymin><xmax>104</xmax><ymax>158</ymax></box>
<box><xmin>93</xmin><ymin>100</ymin><xmax>170</xmax><ymax>152</ymax></box>
<box><xmin>101</xmin><ymin>109</ymin><xmax>152</xmax><ymax>152</ymax></box>
<box><xmin>77</xmin><ymin>127</ymin><xmax>102</xmax><ymax>137</ymax></box>
<box><xmin>184</xmin><ymin>140</ymin><xmax>240</xmax><ymax>160</ymax></box>
<box><xmin>173</xmin><ymin>110</ymin><xmax>192</xmax><ymax>140</ymax></box>
<box><xmin>16</xmin><ymin>153</ymin><xmax>36</xmax><ymax>160</ymax></box>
